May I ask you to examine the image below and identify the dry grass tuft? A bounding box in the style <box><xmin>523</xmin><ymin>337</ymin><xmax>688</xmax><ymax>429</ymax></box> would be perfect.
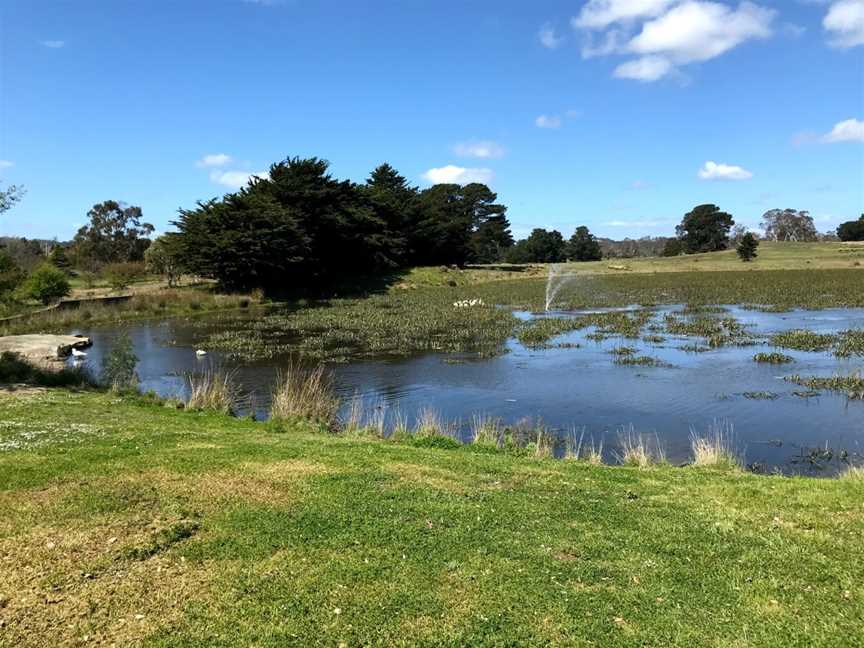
<box><xmin>563</xmin><ymin>427</ymin><xmax>605</xmax><ymax>464</ymax></box>
<box><xmin>690</xmin><ymin>419</ymin><xmax>742</xmax><ymax>469</ymax></box>
<box><xmin>186</xmin><ymin>366</ymin><xmax>237</xmax><ymax>414</ymax></box>
<box><xmin>271</xmin><ymin>361</ymin><xmax>340</xmax><ymax>425</ymax></box>
<box><xmin>615</xmin><ymin>425</ymin><xmax>665</xmax><ymax>468</ymax></box>
<box><xmin>840</xmin><ymin>465</ymin><xmax>864</xmax><ymax>481</ymax></box>
<box><xmin>471</xmin><ymin>413</ymin><xmax>503</xmax><ymax>447</ymax></box>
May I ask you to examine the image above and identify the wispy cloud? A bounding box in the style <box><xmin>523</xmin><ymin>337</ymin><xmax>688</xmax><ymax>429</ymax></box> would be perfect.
<box><xmin>0</xmin><ymin>160</ymin><xmax>13</xmax><ymax>170</ymax></box>
<box><xmin>605</xmin><ymin>219</ymin><xmax>668</xmax><ymax>228</ymax></box>
<box><xmin>823</xmin><ymin>118</ymin><xmax>864</xmax><ymax>143</ymax></box>
<box><xmin>196</xmin><ymin>153</ymin><xmax>233</xmax><ymax>168</ymax></box>
<box><xmin>453</xmin><ymin>140</ymin><xmax>505</xmax><ymax>159</ymax></box>
<box><xmin>209</xmin><ymin>169</ymin><xmax>269</xmax><ymax>189</ymax></box>
<box><xmin>39</xmin><ymin>40</ymin><xmax>65</xmax><ymax>48</ymax></box>
<box><xmin>698</xmin><ymin>161</ymin><xmax>753</xmax><ymax>181</ymax></box>
<box><xmin>535</xmin><ymin>114</ymin><xmax>562</xmax><ymax>129</ymax></box>
<box><xmin>422</xmin><ymin>165</ymin><xmax>494</xmax><ymax>185</ymax></box>
<box><xmin>824</xmin><ymin>0</ymin><xmax>864</xmax><ymax>48</ymax></box>
<box><xmin>539</xmin><ymin>23</ymin><xmax>564</xmax><ymax>49</ymax></box>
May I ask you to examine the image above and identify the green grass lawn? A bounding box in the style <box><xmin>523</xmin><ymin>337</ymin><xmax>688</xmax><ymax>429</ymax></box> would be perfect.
<box><xmin>1</xmin><ymin>388</ymin><xmax>862</xmax><ymax>646</ymax></box>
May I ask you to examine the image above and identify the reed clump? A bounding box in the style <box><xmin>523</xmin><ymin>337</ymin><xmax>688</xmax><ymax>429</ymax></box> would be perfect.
<box><xmin>840</xmin><ymin>465</ymin><xmax>864</xmax><ymax>481</ymax></box>
<box><xmin>563</xmin><ymin>427</ymin><xmax>604</xmax><ymax>464</ymax></box>
<box><xmin>471</xmin><ymin>414</ymin><xmax>504</xmax><ymax>447</ymax></box>
<box><xmin>271</xmin><ymin>362</ymin><xmax>340</xmax><ymax>425</ymax></box>
<box><xmin>615</xmin><ymin>425</ymin><xmax>665</xmax><ymax>468</ymax></box>
<box><xmin>690</xmin><ymin>420</ymin><xmax>742</xmax><ymax>470</ymax></box>
<box><xmin>186</xmin><ymin>366</ymin><xmax>237</xmax><ymax>414</ymax></box>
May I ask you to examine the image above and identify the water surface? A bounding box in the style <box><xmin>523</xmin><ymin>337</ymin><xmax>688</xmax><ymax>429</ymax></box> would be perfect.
<box><xmin>69</xmin><ymin>305</ymin><xmax>864</xmax><ymax>474</ymax></box>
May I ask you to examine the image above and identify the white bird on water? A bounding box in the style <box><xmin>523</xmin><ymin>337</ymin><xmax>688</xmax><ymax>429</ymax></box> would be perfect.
<box><xmin>196</xmin><ymin>349</ymin><xmax>207</xmax><ymax>357</ymax></box>
<box><xmin>71</xmin><ymin>348</ymin><xmax>87</xmax><ymax>359</ymax></box>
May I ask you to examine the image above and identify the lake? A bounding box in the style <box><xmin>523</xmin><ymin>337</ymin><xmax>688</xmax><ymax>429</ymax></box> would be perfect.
<box><xmin>68</xmin><ymin>304</ymin><xmax>864</xmax><ymax>475</ymax></box>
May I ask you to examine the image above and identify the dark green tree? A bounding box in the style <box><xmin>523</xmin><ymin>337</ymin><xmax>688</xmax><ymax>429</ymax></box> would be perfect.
<box><xmin>838</xmin><ymin>214</ymin><xmax>864</xmax><ymax>242</ymax></box>
<box><xmin>736</xmin><ymin>232</ymin><xmax>759</xmax><ymax>262</ymax></box>
<box><xmin>661</xmin><ymin>238</ymin><xmax>684</xmax><ymax>257</ymax></box>
<box><xmin>364</xmin><ymin>163</ymin><xmax>417</xmax><ymax>261</ymax></box>
<box><xmin>676</xmin><ymin>204</ymin><xmax>735</xmax><ymax>253</ymax></box>
<box><xmin>73</xmin><ymin>201</ymin><xmax>154</xmax><ymax>266</ymax></box>
<box><xmin>505</xmin><ymin>229</ymin><xmax>566</xmax><ymax>263</ymax></box>
<box><xmin>48</xmin><ymin>245</ymin><xmax>72</xmax><ymax>274</ymax></box>
<box><xmin>0</xmin><ymin>252</ymin><xmax>24</xmax><ymax>297</ymax></box>
<box><xmin>567</xmin><ymin>226</ymin><xmax>602</xmax><ymax>261</ymax></box>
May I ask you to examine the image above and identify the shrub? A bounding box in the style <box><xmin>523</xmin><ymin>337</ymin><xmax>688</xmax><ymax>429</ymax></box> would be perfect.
<box><xmin>101</xmin><ymin>333</ymin><xmax>138</xmax><ymax>390</ymax></box>
<box><xmin>103</xmin><ymin>262</ymin><xmax>146</xmax><ymax>292</ymax></box>
<box><xmin>0</xmin><ymin>252</ymin><xmax>25</xmax><ymax>297</ymax></box>
<box><xmin>21</xmin><ymin>264</ymin><xmax>70</xmax><ymax>304</ymax></box>
<box><xmin>736</xmin><ymin>233</ymin><xmax>759</xmax><ymax>262</ymax></box>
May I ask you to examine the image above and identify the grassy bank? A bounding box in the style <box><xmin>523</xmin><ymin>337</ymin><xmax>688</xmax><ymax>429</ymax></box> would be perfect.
<box><xmin>0</xmin><ymin>286</ymin><xmax>264</xmax><ymax>336</ymax></box>
<box><xmin>0</xmin><ymin>388</ymin><xmax>862</xmax><ymax>646</ymax></box>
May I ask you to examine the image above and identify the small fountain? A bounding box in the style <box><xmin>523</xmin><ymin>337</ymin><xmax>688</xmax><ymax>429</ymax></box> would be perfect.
<box><xmin>545</xmin><ymin>264</ymin><xmax>576</xmax><ymax>311</ymax></box>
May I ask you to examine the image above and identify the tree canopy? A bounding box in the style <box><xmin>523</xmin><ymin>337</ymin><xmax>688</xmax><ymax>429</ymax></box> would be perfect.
<box><xmin>736</xmin><ymin>232</ymin><xmax>759</xmax><ymax>262</ymax></box>
<box><xmin>837</xmin><ymin>214</ymin><xmax>864</xmax><ymax>242</ymax></box>
<box><xmin>73</xmin><ymin>201</ymin><xmax>154</xmax><ymax>267</ymax></box>
<box><xmin>568</xmin><ymin>226</ymin><xmax>602</xmax><ymax>262</ymax></box>
<box><xmin>505</xmin><ymin>229</ymin><xmax>566</xmax><ymax>263</ymax></box>
<box><xmin>675</xmin><ymin>204</ymin><xmax>735</xmax><ymax>253</ymax></box>
<box><xmin>761</xmin><ymin>209</ymin><xmax>817</xmax><ymax>242</ymax></box>
<box><xmin>171</xmin><ymin>157</ymin><xmax>514</xmax><ymax>291</ymax></box>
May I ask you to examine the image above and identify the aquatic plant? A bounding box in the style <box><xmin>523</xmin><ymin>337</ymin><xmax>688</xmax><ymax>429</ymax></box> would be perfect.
<box><xmin>785</xmin><ymin>372</ymin><xmax>864</xmax><ymax>400</ymax></box>
<box><xmin>771</xmin><ymin>329</ymin><xmax>836</xmax><ymax>352</ymax></box>
<box><xmin>753</xmin><ymin>352</ymin><xmax>794</xmax><ymax>364</ymax></box>
<box><xmin>271</xmin><ymin>362</ymin><xmax>340</xmax><ymax>425</ymax></box>
<box><xmin>836</xmin><ymin>329</ymin><xmax>864</xmax><ymax>357</ymax></box>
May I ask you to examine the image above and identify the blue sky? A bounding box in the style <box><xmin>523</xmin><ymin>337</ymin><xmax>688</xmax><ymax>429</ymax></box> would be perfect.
<box><xmin>1</xmin><ymin>0</ymin><xmax>862</xmax><ymax>241</ymax></box>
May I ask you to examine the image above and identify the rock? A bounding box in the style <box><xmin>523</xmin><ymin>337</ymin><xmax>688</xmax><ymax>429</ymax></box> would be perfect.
<box><xmin>0</xmin><ymin>335</ymin><xmax>92</xmax><ymax>363</ymax></box>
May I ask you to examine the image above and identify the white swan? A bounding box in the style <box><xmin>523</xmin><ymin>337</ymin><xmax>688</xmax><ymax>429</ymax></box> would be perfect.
<box><xmin>195</xmin><ymin>349</ymin><xmax>207</xmax><ymax>357</ymax></box>
<box><xmin>71</xmin><ymin>348</ymin><xmax>87</xmax><ymax>358</ymax></box>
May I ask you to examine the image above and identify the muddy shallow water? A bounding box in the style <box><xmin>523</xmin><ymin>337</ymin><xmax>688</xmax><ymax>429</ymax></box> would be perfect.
<box><xmin>68</xmin><ymin>305</ymin><xmax>864</xmax><ymax>475</ymax></box>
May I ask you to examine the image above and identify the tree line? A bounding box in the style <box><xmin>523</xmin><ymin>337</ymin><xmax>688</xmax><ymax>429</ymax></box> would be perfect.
<box><xmin>2</xmin><ymin>165</ymin><xmax>863</xmax><ymax>303</ymax></box>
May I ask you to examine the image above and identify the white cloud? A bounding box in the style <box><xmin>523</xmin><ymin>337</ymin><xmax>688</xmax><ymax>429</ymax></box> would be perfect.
<box><xmin>539</xmin><ymin>24</ymin><xmax>564</xmax><ymax>49</ymax></box>
<box><xmin>573</xmin><ymin>0</ymin><xmax>677</xmax><ymax>30</ymax></box>
<box><xmin>209</xmin><ymin>170</ymin><xmax>269</xmax><ymax>188</ymax></box>
<box><xmin>422</xmin><ymin>165</ymin><xmax>494</xmax><ymax>185</ymax></box>
<box><xmin>628</xmin><ymin>1</ymin><xmax>775</xmax><ymax>64</ymax></box>
<box><xmin>0</xmin><ymin>160</ymin><xmax>13</xmax><ymax>169</ymax></box>
<box><xmin>575</xmin><ymin>1</ymin><xmax>776</xmax><ymax>82</ymax></box>
<box><xmin>824</xmin><ymin>0</ymin><xmax>864</xmax><ymax>48</ymax></box>
<box><xmin>453</xmin><ymin>140</ymin><xmax>506</xmax><ymax>159</ymax></box>
<box><xmin>196</xmin><ymin>153</ymin><xmax>233</xmax><ymax>168</ymax></box>
<box><xmin>40</xmin><ymin>40</ymin><xmax>65</xmax><ymax>48</ymax></box>
<box><xmin>614</xmin><ymin>55</ymin><xmax>673</xmax><ymax>81</ymax></box>
<box><xmin>535</xmin><ymin>114</ymin><xmax>562</xmax><ymax>129</ymax></box>
<box><xmin>698</xmin><ymin>160</ymin><xmax>753</xmax><ymax>181</ymax></box>
<box><xmin>823</xmin><ymin>118</ymin><xmax>864</xmax><ymax>143</ymax></box>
